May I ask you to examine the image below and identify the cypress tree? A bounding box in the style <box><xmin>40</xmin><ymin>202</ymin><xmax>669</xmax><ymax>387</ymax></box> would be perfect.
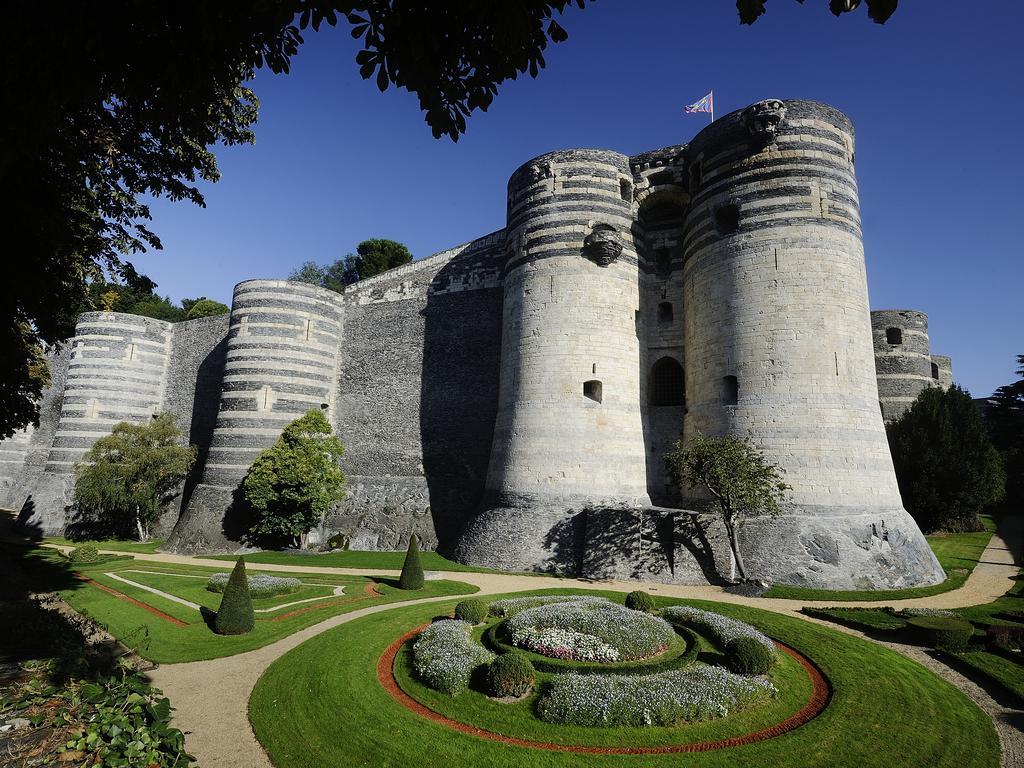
<box><xmin>398</xmin><ymin>534</ymin><xmax>424</xmax><ymax>590</ymax></box>
<box><xmin>214</xmin><ymin>557</ymin><xmax>255</xmax><ymax>635</ymax></box>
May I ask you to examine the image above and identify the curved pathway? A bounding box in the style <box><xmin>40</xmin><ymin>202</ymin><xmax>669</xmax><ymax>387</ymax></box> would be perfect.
<box><xmin>50</xmin><ymin>533</ymin><xmax>1023</xmax><ymax>767</ymax></box>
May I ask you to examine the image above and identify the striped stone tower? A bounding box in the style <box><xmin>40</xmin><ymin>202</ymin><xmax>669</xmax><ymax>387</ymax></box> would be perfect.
<box><xmin>454</xmin><ymin>149</ymin><xmax>651</xmax><ymax>571</ymax></box>
<box><xmin>19</xmin><ymin>312</ymin><xmax>173</xmax><ymax>534</ymax></box>
<box><xmin>871</xmin><ymin>309</ymin><xmax>937</xmax><ymax>422</ymax></box>
<box><xmin>166</xmin><ymin>280</ymin><xmax>345</xmax><ymax>551</ymax></box>
<box><xmin>680</xmin><ymin>99</ymin><xmax>943</xmax><ymax>588</ymax></box>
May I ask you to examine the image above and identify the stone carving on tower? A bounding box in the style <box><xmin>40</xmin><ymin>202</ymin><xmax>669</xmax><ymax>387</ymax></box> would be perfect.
<box><xmin>581</xmin><ymin>224</ymin><xmax>622</xmax><ymax>266</ymax></box>
<box><xmin>740</xmin><ymin>98</ymin><xmax>787</xmax><ymax>144</ymax></box>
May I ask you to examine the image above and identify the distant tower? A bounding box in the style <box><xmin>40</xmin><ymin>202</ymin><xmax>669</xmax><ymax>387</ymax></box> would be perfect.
<box><xmin>680</xmin><ymin>100</ymin><xmax>943</xmax><ymax>588</ymax></box>
<box><xmin>871</xmin><ymin>310</ymin><xmax>935</xmax><ymax>422</ymax></box>
<box><xmin>19</xmin><ymin>312</ymin><xmax>173</xmax><ymax>534</ymax></box>
<box><xmin>454</xmin><ymin>149</ymin><xmax>650</xmax><ymax>571</ymax></box>
<box><xmin>166</xmin><ymin>280</ymin><xmax>344</xmax><ymax>551</ymax></box>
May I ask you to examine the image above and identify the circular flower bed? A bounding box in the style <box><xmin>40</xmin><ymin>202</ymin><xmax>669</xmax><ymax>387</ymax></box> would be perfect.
<box><xmin>505</xmin><ymin>599</ymin><xmax>676</xmax><ymax>663</ymax></box>
<box><xmin>206</xmin><ymin>572</ymin><xmax>301</xmax><ymax>598</ymax></box>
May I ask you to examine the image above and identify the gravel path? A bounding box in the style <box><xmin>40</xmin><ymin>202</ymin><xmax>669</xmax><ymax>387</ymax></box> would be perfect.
<box><xmin>52</xmin><ymin>533</ymin><xmax>1024</xmax><ymax>767</ymax></box>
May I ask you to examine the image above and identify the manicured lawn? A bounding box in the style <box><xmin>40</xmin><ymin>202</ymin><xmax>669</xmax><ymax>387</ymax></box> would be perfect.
<box><xmin>44</xmin><ymin>536</ymin><xmax>165</xmax><ymax>553</ymax></box>
<box><xmin>249</xmin><ymin>589</ymin><xmax>999</xmax><ymax>768</ymax></box>
<box><xmin>49</xmin><ymin>553</ymin><xmax>477</xmax><ymax>663</ymax></box>
<box><xmin>957</xmin><ymin>651</ymin><xmax>1024</xmax><ymax>705</ymax></box>
<box><xmin>207</xmin><ymin>548</ymin><xmax>509</xmax><ymax>573</ymax></box>
<box><xmin>765</xmin><ymin>516</ymin><xmax>997</xmax><ymax>602</ymax></box>
<box><xmin>800</xmin><ymin>607</ymin><xmax>907</xmax><ymax>633</ymax></box>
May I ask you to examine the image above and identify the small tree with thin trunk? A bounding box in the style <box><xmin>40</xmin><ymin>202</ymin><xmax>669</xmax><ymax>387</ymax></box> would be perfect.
<box><xmin>73</xmin><ymin>413</ymin><xmax>196</xmax><ymax>540</ymax></box>
<box><xmin>665</xmin><ymin>432</ymin><xmax>790</xmax><ymax>583</ymax></box>
<box><xmin>398</xmin><ymin>533</ymin><xmax>424</xmax><ymax>590</ymax></box>
<box><xmin>215</xmin><ymin>558</ymin><xmax>254</xmax><ymax>635</ymax></box>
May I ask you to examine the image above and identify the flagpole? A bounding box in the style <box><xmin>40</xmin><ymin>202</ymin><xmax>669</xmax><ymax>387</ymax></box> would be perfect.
<box><xmin>710</xmin><ymin>90</ymin><xmax>714</xmax><ymax>123</ymax></box>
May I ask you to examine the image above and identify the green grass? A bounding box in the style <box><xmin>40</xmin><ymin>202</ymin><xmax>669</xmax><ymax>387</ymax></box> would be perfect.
<box><xmin>206</xmin><ymin>548</ymin><xmax>509</xmax><ymax>573</ymax></box>
<box><xmin>765</xmin><ymin>515</ymin><xmax>997</xmax><ymax>602</ymax></box>
<box><xmin>800</xmin><ymin>607</ymin><xmax>907</xmax><ymax>633</ymax></box>
<box><xmin>50</xmin><ymin>554</ymin><xmax>477</xmax><ymax>663</ymax></box>
<box><xmin>249</xmin><ymin>589</ymin><xmax>999</xmax><ymax>768</ymax></box>
<box><xmin>956</xmin><ymin>651</ymin><xmax>1024</xmax><ymax>705</ymax></box>
<box><xmin>44</xmin><ymin>536</ymin><xmax>165</xmax><ymax>553</ymax></box>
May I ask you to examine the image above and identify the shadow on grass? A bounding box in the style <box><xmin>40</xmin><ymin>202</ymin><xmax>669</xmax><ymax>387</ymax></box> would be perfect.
<box><xmin>199</xmin><ymin>605</ymin><xmax>218</xmax><ymax>632</ymax></box>
<box><xmin>936</xmin><ymin>650</ymin><xmax>1024</xmax><ymax>710</ymax></box>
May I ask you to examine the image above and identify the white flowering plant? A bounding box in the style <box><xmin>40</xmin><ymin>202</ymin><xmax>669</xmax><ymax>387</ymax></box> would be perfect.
<box><xmin>206</xmin><ymin>572</ymin><xmax>302</xmax><ymax>598</ymax></box>
<box><xmin>489</xmin><ymin>595</ymin><xmax>602</xmax><ymax>618</ymax></box>
<box><xmin>413</xmin><ymin>619</ymin><xmax>495</xmax><ymax>695</ymax></box>
<box><xmin>506</xmin><ymin>599</ymin><xmax>676</xmax><ymax>662</ymax></box>
<box><xmin>661</xmin><ymin>606</ymin><xmax>776</xmax><ymax>655</ymax></box>
<box><xmin>537</xmin><ymin>665</ymin><xmax>776</xmax><ymax>727</ymax></box>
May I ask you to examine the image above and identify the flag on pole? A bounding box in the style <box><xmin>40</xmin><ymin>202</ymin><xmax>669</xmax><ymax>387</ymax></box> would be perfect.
<box><xmin>684</xmin><ymin>91</ymin><xmax>714</xmax><ymax>116</ymax></box>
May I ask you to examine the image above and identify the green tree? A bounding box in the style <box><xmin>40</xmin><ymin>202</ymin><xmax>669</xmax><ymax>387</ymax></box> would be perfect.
<box><xmin>351</xmin><ymin>239</ymin><xmax>413</xmax><ymax>281</ymax></box>
<box><xmin>985</xmin><ymin>355</ymin><xmax>1024</xmax><ymax>510</ymax></box>
<box><xmin>2</xmin><ymin>2</ymin><xmax>591</xmax><ymax>436</ymax></box>
<box><xmin>288</xmin><ymin>261</ymin><xmax>328</xmax><ymax>286</ymax></box>
<box><xmin>398</xmin><ymin>534</ymin><xmax>425</xmax><ymax>590</ymax></box>
<box><xmin>126</xmin><ymin>296</ymin><xmax>185</xmax><ymax>322</ymax></box>
<box><xmin>73</xmin><ymin>414</ymin><xmax>196</xmax><ymax>541</ymax></box>
<box><xmin>215</xmin><ymin>558</ymin><xmax>255</xmax><ymax>635</ymax></box>
<box><xmin>184</xmin><ymin>298</ymin><xmax>230</xmax><ymax>319</ymax></box>
<box><xmin>887</xmin><ymin>385</ymin><xmax>1006</xmax><ymax>533</ymax></box>
<box><xmin>242</xmin><ymin>409</ymin><xmax>347</xmax><ymax>547</ymax></box>
<box><xmin>665</xmin><ymin>433</ymin><xmax>791</xmax><ymax>582</ymax></box>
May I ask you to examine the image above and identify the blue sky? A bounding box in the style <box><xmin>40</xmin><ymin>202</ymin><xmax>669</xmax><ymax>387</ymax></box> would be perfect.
<box><xmin>135</xmin><ymin>2</ymin><xmax>1021</xmax><ymax>397</ymax></box>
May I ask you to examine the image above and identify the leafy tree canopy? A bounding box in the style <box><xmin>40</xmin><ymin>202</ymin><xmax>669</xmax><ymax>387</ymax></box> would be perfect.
<box><xmin>242</xmin><ymin>409</ymin><xmax>347</xmax><ymax>546</ymax></box>
<box><xmin>887</xmin><ymin>385</ymin><xmax>1006</xmax><ymax>533</ymax></box>
<box><xmin>665</xmin><ymin>432</ymin><xmax>790</xmax><ymax>582</ymax></box>
<box><xmin>984</xmin><ymin>355</ymin><xmax>1024</xmax><ymax>510</ymax></box>
<box><xmin>184</xmin><ymin>298</ymin><xmax>231</xmax><ymax>320</ymax></box>
<box><xmin>72</xmin><ymin>414</ymin><xmax>196</xmax><ymax>541</ymax></box>
<box><xmin>1</xmin><ymin>2</ymin><xmax>588</xmax><ymax>437</ymax></box>
<box><xmin>289</xmin><ymin>238</ymin><xmax>412</xmax><ymax>292</ymax></box>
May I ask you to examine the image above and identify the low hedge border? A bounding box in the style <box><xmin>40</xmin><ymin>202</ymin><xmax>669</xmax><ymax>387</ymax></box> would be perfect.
<box><xmin>481</xmin><ymin>620</ymin><xmax>699</xmax><ymax>675</ymax></box>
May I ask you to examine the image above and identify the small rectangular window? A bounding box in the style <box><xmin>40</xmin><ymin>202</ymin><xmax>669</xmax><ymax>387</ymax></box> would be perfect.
<box><xmin>886</xmin><ymin>327</ymin><xmax>903</xmax><ymax>345</ymax></box>
<box><xmin>722</xmin><ymin>375</ymin><xmax>738</xmax><ymax>406</ymax></box>
<box><xmin>584</xmin><ymin>380</ymin><xmax>603</xmax><ymax>403</ymax></box>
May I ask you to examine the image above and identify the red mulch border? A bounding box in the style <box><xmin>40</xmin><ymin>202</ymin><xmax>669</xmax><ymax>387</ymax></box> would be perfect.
<box><xmin>78</xmin><ymin>576</ymin><xmax>188</xmax><ymax>627</ymax></box>
<box><xmin>376</xmin><ymin>624</ymin><xmax>832</xmax><ymax>755</ymax></box>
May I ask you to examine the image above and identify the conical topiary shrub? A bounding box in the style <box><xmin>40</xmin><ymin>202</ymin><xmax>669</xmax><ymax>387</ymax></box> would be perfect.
<box><xmin>214</xmin><ymin>557</ymin><xmax>255</xmax><ymax>635</ymax></box>
<box><xmin>398</xmin><ymin>534</ymin><xmax>424</xmax><ymax>590</ymax></box>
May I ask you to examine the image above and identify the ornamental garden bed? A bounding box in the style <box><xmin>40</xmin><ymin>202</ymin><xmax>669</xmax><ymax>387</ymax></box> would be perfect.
<box><xmin>390</xmin><ymin>595</ymin><xmax>820</xmax><ymax>748</ymax></box>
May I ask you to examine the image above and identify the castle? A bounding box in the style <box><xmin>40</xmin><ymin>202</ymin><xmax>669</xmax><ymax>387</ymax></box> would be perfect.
<box><xmin>1</xmin><ymin>99</ymin><xmax>955</xmax><ymax>589</ymax></box>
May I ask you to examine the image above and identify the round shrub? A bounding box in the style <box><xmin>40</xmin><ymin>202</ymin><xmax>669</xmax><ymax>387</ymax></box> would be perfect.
<box><xmin>625</xmin><ymin>590</ymin><xmax>655</xmax><ymax>613</ymax></box>
<box><xmin>68</xmin><ymin>544</ymin><xmax>103</xmax><ymax>564</ymax></box>
<box><xmin>907</xmin><ymin>616</ymin><xmax>974</xmax><ymax>653</ymax></box>
<box><xmin>724</xmin><ymin>636</ymin><xmax>775</xmax><ymax>675</ymax></box>
<box><xmin>215</xmin><ymin>558</ymin><xmax>255</xmax><ymax>635</ymax></box>
<box><xmin>454</xmin><ymin>599</ymin><xmax>490</xmax><ymax>625</ymax></box>
<box><xmin>486</xmin><ymin>653</ymin><xmax>534</xmax><ymax>698</ymax></box>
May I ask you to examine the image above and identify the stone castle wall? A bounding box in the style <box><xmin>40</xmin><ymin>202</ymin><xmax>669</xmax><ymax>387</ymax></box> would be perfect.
<box><xmin>1</xmin><ymin>98</ymin><xmax>951</xmax><ymax>590</ymax></box>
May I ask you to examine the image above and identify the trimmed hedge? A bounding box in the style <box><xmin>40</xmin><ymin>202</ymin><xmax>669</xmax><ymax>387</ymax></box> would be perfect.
<box><xmin>625</xmin><ymin>590</ymin><xmax>656</xmax><ymax>613</ymax></box>
<box><xmin>215</xmin><ymin>558</ymin><xmax>255</xmax><ymax>635</ymax></box>
<box><xmin>68</xmin><ymin>544</ymin><xmax>104</xmax><ymax>564</ymax></box>
<box><xmin>725</xmin><ymin>637</ymin><xmax>775</xmax><ymax>675</ymax></box>
<box><xmin>907</xmin><ymin>616</ymin><xmax>974</xmax><ymax>653</ymax></box>
<box><xmin>399</xmin><ymin>534</ymin><xmax>424</xmax><ymax>590</ymax></box>
<box><xmin>486</xmin><ymin>653</ymin><xmax>534</xmax><ymax>698</ymax></box>
<box><xmin>454</xmin><ymin>599</ymin><xmax>490</xmax><ymax>625</ymax></box>
<box><xmin>801</xmin><ymin>607</ymin><xmax>907</xmax><ymax>633</ymax></box>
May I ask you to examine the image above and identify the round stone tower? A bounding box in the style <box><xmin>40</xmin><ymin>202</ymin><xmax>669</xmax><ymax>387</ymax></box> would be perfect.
<box><xmin>453</xmin><ymin>149</ymin><xmax>650</xmax><ymax>571</ymax></box>
<box><xmin>21</xmin><ymin>312</ymin><xmax>173</xmax><ymax>534</ymax></box>
<box><xmin>871</xmin><ymin>309</ymin><xmax>935</xmax><ymax>422</ymax></box>
<box><xmin>681</xmin><ymin>99</ymin><xmax>943</xmax><ymax>588</ymax></box>
<box><xmin>166</xmin><ymin>279</ymin><xmax>345</xmax><ymax>551</ymax></box>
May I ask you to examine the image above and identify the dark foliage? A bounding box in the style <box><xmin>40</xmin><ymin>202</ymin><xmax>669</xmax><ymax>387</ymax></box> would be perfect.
<box><xmin>398</xmin><ymin>534</ymin><xmax>425</xmax><ymax>590</ymax></box>
<box><xmin>906</xmin><ymin>616</ymin><xmax>975</xmax><ymax>653</ymax></box>
<box><xmin>0</xmin><ymin>2</ymin><xmax>590</xmax><ymax>437</ymax></box>
<box><xmin>737</xmin><ymin>0</ymin><xmax>898</xmax><ymax>25</ymax></box>
<box><xmin>887</xmin><ymin>386</ymin><xmax>1006</xmax><ymax>533</ymax></box>
<box><xmin>624</xmin><ymin>590</ymin><xmax>656</xmax><ymax>613</ymax></box>
<box><xmin>486</xmin><ymin>653</ymin><xmax>535</xmax><ymax>698</ymax></box>
<box><xmin>453</xmin><ymin>598</ymin><xmax>490</xmax><ymax>624</ymax></box>
<box><xmin>214</xmin><ymin>558</ymin><xmax>255</xmax><ymax>635</ymax></box>
<box><xmin>289</xmin><ymin>238</ymin><xmax>413</xmax><ymax>291</ymax></box>
<box><xmin>724</xmin><ymin>636</ymin><xmax>775</xmax><ymax>675</ymax></box>
<box><xmin>984</xmin><ymin>355</ymin><xmax>1024</xmax><ymax>511</ymax></box>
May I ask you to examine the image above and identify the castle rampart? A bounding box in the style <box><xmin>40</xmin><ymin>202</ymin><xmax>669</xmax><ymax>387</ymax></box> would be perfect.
<box><xmin>3</xmin><ymin>98</ymin><xmax>950</xmax><ymax>590</ymax></box>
